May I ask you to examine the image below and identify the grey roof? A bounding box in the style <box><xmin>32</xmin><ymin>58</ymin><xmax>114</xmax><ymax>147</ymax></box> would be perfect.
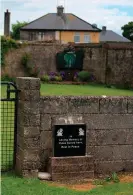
<box><xmin>21</xmin><ymin>13</ymin><xmax>101</xmax><ymax>31</ymax></box>
<box><xmin>100</xmin><ymin>30</ymin><xmax>131</xmax><ymax>42</ymax></box>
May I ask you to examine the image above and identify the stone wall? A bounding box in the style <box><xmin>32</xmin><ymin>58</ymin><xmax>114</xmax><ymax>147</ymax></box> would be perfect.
<box><xmin>3</xmin><ymin>43</ymin><xmax>133</xmax><ymax>86</ymax></box>
<box><xmin>16</xmin><ymin>77</ymin><xmax>41</xmax><ymax>177</ymax></box>
<box><xmin>106</xmin><ymin>49</ymin><xmax>133</xmax><ymax>86</ymax></box>
<box><xmin>40</xmin><ymin>96</ymin><xmax>133</xmax><ymax>176</ymax></box>
<box><xmin>16</xmin><ymin>77</ymin><xmax>133</xmax><ymax>178</ymax></box>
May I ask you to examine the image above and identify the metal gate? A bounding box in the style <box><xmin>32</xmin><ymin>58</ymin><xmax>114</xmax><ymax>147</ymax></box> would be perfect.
<box><xmin>1</xmin><ymin>82</ymin><xmax>19</xmax><ymax>171</ymax></box>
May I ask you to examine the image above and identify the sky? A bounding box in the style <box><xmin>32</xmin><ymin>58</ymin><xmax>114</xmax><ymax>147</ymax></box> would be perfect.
<box><xmin>0</xmin><ymin>0</ymin><xmax>133</xmax><ymax>35</ymax></box>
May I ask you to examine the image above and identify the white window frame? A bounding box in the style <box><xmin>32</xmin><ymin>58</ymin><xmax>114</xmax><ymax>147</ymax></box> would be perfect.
<box><xmin>38</xmin><ymin>32</ymin><xmax>45</xmax><ymax>41</ymax></box>
<box><xmin>84</xmin><ymin>34</ymin><xmax>91</xmax><ymax>43</ymax></box>
<box><xmin>74</xmin><ymin>33</ymin><xmax>80</xmax><ymax>43</ymax></box>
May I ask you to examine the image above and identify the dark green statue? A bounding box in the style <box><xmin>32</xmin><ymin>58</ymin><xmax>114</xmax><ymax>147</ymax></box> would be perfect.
<box><xmin>64</xmin><ymin>52</ymin><xmax>76</xmax><ymax>68</ymax></box>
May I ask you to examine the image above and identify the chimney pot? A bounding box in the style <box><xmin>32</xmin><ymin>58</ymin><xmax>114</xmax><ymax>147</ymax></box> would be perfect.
<box><xmin>102</xmin><ymin>26</ymin><xmax>106</xmax><ymax>31</ymax></box>
<box><xmin>92</xmin><ymin>24</ymin><xmax>97</xmax><ymax>28</ymax></box>
<box><xmin>57</xmin><ymin>6</ymin><xmax>64</xmax><ymax>16</ymax></box>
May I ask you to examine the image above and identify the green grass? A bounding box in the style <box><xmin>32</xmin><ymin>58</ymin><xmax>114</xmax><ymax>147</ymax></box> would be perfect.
<box><xmin>1</xmin><ymin>85</ymin><xmax>15</xmax><ymax>171</ymax></box>
<box><xmin>2</xmin><ymin>173</ymin><xmax>133</xmax><ymax>195</ymax></box>
<box><xmin>40</xmin><ymin>84</ymin><xmax>133</xmax><ymax>96</ymax></box>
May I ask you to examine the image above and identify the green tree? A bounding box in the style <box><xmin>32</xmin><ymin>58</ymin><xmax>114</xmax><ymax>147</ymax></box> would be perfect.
<box><xmin>121</xmin><ymin>22</ymin><xmax>133</xmax><ymax>41</ymax></box>
<box><xmin>11</xmin><ymin>21</ymin><xmax>28</xmax><ymax>40</ymax></box>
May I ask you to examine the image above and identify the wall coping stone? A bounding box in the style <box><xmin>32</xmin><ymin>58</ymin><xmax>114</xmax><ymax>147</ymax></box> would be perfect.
<box><xmin>40</xmin><ymin>96</ymin><xmax>132</xmax><ymax>100</ymax></box>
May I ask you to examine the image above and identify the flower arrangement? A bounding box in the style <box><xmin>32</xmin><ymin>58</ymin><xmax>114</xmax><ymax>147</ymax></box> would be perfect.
<box><xmin>73</xmin><ymin>72</ymin><xmax>79</xmax><ymax>82</ymax></box>
<box><xmin>48</xmin><ymin>72</ymin><xmax>58</xmax><ymax>81</ymax></box>
<box><xmin>40</xmin><ymin>71</ymin><xmax>95</xmax><ymax>84</ymax></box>
<box><xmin>59</xmin><ymin>71</ymin><xmax>66</xmax><ymax>80</ymax></box>
<box><xmin>41</xmin><ymin>72</ymin><xmax>63</xmax><ymax>82</ymax></box>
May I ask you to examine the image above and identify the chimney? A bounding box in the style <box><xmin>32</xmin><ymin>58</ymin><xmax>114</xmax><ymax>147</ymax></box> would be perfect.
<box><xmin>102</xmin><ymin>26</ymin><xmax>106</xmax><ymax>31</ymax></box>
<box><xmin>92</xmin><ymin>24</ymin><xmax>97</xmax><ymax>28</ymax></box>
<box><xmin>4</xmin><ymin>9</ymin><xmax>10</xmax><ymax>37</ymax></box>
<box><xmin>57</xmin><ymin>6</ymin><xmax>64</xmax><ymax>16</ymax></box>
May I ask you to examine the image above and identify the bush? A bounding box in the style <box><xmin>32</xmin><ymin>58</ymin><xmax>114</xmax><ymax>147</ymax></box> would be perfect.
<box><xmin>55</xmin><ymin>76</ymin><xmax>62</xmax><ymax>82</ymax></box>
<box><xmin>49</xmin><ymin>72</ymin><xmax>58</xmax><ymax>81</ymax></box>
<box><xmin>78</xmin><ymin>71</ymin><xmax>91</xmax><ymax>82</ymax></box>
<box><xmin>1</xmin><ymin>36</ymin><xmax>20</xmax><ymax>66</ymax></box>
<box><xmin>21</xmin><ymin>53</ymin><xmax>40</xmax><ymax>77</ymax></box>
<box><xmin>1</xmin><ymin>74</ymin><xmax>16</xmax><ymax>82</ymax></box>
<box><xmin>49</xmin><ymin>75</ymin><xmax>56</xmax><ymax>81</ymax></box>
<box><xmin>21</xmin><ymin>53</ymin><xmax>31</xmax><ymax>68</ymax></box>
<box><xmin>41</xmin><ymin>75</ymin><xmax>50</xmax><ymax>82</ymax></box>
<box><xmin>30</xmin><ymin>66</ymin><xmax>40</xmax><ymax>77</ymax></box>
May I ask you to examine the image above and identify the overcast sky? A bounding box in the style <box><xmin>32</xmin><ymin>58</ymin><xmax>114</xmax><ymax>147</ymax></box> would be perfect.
<box><xmin>1</xmin><ymin>0</ymin><xmax>133</xmax><ymax>35</ymax></box>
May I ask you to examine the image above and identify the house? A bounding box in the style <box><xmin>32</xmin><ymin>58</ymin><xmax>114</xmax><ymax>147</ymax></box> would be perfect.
<box><xmin>20</xmin><ymin>6</ymin><xmax>101</xmax><ymax>43</ymax></box>
<box><xmin>20</xmin><ymin>6</ymin><xmax>131</xmax><ymax>43</ymax></box>
<box><xmin>100</xmin><ymin>26</ymin><xmax>131</xmax><ymax>42</ymax></box>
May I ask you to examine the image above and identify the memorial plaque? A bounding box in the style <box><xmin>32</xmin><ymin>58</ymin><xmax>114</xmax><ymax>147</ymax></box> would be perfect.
<box><xmin>53</xmin><ymin>124</ymin><xmax>86</xmax><ymax>157</ymax></box>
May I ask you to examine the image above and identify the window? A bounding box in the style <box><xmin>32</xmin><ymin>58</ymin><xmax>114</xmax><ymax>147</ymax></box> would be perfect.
<box><xmin>84</xmin><ymin>34</ymin><xmax>91</xmax><ymax>43</ymax></box>
<box><xmin>74</xmin><ymin>33</ymin><xmax>80</xmax><ymax>43</ymax></box>
<box><xmin>29</xmin><ymin>32</ymin><xmax>37</xmax><ymax>41</ymax></box>
<box><xmin>38</xmin><ymin>32</ymin><xmax>45</xmax><ymax>41</ymax></box>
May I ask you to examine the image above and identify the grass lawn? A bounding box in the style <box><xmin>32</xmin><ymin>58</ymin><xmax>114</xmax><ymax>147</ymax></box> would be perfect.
<box><xmin>1</xmin><ymin>85</ymin><xmax>15</xmax><ymax>171</ymax></box>
<box><xmin>2</xmin><ymin>173</ymin><xmax>133</xmax><ymax>195</ymax></box>
<box><xmin>40</xmin><ymin>83</ymin><xmax>133</xmax><ymax>96</ymax></box>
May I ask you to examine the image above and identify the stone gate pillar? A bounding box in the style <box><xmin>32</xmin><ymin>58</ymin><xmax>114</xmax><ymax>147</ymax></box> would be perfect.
<box><xmin>15</xmin><ymin>77</ymin><xmax>40</xmax><ymax>177</ymax></box>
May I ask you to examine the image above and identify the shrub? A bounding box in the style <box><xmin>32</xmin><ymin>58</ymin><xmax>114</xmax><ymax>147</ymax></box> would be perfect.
<box><xmin>78</xmin><ymin>71</ymin><xmax>91</xmax><ymax>82</ymax></box>
<box><xmin>49</xmin><ymin>75</ymin><xmax>56</xmax><ymax>81</ymax></box>
<box><xmin>30</xmin><ymin>66</ymin><xmax>40</xmax><ymax>77</ymax></box>
<box><xmin>21</xmin><ymin>53</ymin><xmax>31</xmax><ymax>68</ymax></box>
<box><xmin>55</xmin><ymin>76</ymin><xmax>62</xmax><ymax>82</ymax></box>
<box><xmin>41</xmin><ymin>75</ymin><xmax>50</xmax><ymax>82</ymax></box>
<box><xmin>1</xmin><ymin>74</ymin><xmax>16</xmax><ymax>82</ymax></box>
<box><xmin>1</xmin><ymin>36</ymin><xmax>20</xmax><ymax>66</ymax></box>
<box><xmin>21</xmin><ymin>53</ymin><xmax>40</xmax><ymax>77</ymax></box>
<box><xmin>111</xmin><ymin>172</ymin><xmax>120</xmax><ymax>183</ymax></box>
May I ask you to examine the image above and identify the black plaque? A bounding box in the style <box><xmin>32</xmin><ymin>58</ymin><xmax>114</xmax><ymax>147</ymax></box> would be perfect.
<box><xmin>53</xmin><ymin>124</ymin><xmax>86</xmax><ymax>157</ymax></box>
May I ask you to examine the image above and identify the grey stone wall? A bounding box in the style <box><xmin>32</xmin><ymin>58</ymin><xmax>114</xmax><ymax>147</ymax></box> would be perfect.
<box><xmin>40</xmin><ymin>96</ymin><xmax>133</xmax><ymax>175</ymax></box>
<box><xmin>3</xmin><ymin>43</ymin><xmax>133</xmax><ymax>87</ymax></box>
<box><xmin>106</xmin><ymin>49</ymin><xmax>133</xmax><ymax>86</ymax></box>
<box><xmin>16</xmin><ymin>77</ymin><xmax>41</xmax><ymax>177</ymax></box>
<box><xmin>16</xmin><ymin>77</ymin><xmax>133</xmax><ymax>177</ymax></box>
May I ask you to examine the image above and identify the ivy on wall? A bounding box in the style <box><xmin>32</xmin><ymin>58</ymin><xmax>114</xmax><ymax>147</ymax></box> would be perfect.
<box><xmin>1</xmin><ymin>36</ymin><xmax>21</xmax><ymax>66</ymax></box>
<box><xmin>21</xmin><ymin>53</ymin><xmax>40</xmax><ymax>77</ymax></box>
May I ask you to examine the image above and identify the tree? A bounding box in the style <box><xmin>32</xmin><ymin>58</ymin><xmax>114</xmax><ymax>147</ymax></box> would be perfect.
<box><xmin>121</xmin><ymin>22</ymin><xmax>133</xmax><ymax>41</ymax></box>
<box><xmin>11</xmin><ymin>21</ymin><xmax>28</xmax><ymax>40</ymax></box>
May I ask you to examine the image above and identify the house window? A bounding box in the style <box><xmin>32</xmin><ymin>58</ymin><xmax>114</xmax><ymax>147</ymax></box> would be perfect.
<box><xmin>38</xmin><ymin>32</ymin><xmax>42</xmax><ymax>41</ymax></box>
<box><xmin>38</xmin><ymin>32</ymin><xmax>45</xmax><ymax>41</ymax></box>
<box><xmin>29</xmin><ymin>32</ymin><xmax>37</xmax><ymax>41</ymax></box>
<box><xmin>74</xmin><ymin>33</ymin><xmax>80</xmax><ymax>43</ymax></box>
<box><xmin>84</xmin><ymin>34</ymin><xmax>91</xmax><ymax>43</ymax></box>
